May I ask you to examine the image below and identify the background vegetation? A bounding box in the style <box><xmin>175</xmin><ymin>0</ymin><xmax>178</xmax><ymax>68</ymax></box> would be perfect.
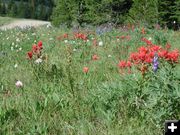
<box><xmin>51</xmin><ymin>0</ymin><xmax>180</xmax><ymax>28</ymax></box>
<box><xmin>0</xmin><ymin>0</ymin><xmax>179</xmax><ymax>28</ymax></box>
<box><xmin>0</xmin><ymin>0</ymin><xmax>54</xmax><ymax>20</ymax></box>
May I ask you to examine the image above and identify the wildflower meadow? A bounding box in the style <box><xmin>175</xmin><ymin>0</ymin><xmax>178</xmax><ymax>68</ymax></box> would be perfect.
<box><xmin>0</xmin><ymin>25</ymin><xmax>180</xmax><ymax>134</ymax></box>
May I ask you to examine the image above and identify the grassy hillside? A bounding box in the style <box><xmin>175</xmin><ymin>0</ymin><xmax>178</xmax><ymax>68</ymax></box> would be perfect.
<box><xmin>0</xmin><ymin>25</ymin><xmax>180</xmax><ymax>134</ymax></box>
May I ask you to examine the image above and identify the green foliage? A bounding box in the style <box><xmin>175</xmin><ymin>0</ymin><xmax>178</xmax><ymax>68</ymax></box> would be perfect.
<box><xmin>51</xmin><ymin>0</ymin><xmax>132</xmax><ymax>27</ymax></box>
<box><xmin>0</xmin><ymin>0</ymin><xmax>54</xmax><ymax>21</ymax></box>
<box><xmin>51</xmin><ymin>0</ymin><xmax>78</xmax><ymax>27</ymax></box>
<box><xmin>127</xmin><ymin>0</ymin><xmax>158</xmax><ymax>26</ymax></box>
<box><xmin>171</xmin><ymin>0</ymin><xmax>180</xmax><ymax>23</ymax></box>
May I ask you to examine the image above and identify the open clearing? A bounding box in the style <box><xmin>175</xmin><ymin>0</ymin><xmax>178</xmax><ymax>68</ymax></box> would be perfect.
<box><xmin>0</xmin><ymin>18</ymin><xmax>51</xmax><ymax>30</ymax></box>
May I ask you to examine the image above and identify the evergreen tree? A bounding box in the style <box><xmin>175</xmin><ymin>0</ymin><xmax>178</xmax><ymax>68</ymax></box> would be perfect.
<box><xmin>18</xmin><ymin>0</ymin><xmax>25</xmax><ymax>17</ymax></box>
<box><xmin>38</xmin><ymin>4</ymin><xmax>47</xmax><ymax>20</ymax></box>
<box><xmin>7</xmin><ymin>0</ymin><xmax>14</xmax><ymax>15</ymax></box>
<box><xmin>24</xmin><ymin>3</ymin><xmax>31</xmax><ymax>18</ymax></box>
<box><xmin>51</xmin><ymin>0</ymin><xmax>77</xmax><ymax>27</ymax></box>
<box><xmin>29</xmin><ymin>0</ymin><xmax>35</xmax><ymax>18</ymax></box>
<box><xmin>158</xmin><ymin>0</ymin><xmax>177</xmax><ymax>28</ymax></box>
<box><xmin>170</xmin><ymin>0</ymin><xmax>180</xmax><ymax>25</ymax></box>
<box><xmin>1</xmin><ymin>1</ymin><xmax>6</xmax><ymax>15</ymax></box>
<box><xmin>128</xmin><ymin>0</ymin><xmax>158</xmax><ymax>26</ymax></box>
<box><xmin>10</xmin><ymin>2</ymin><xmax>18</xmax><ymax>17</ymax></box>
<box><xmin>0</xmin><ymin>0</ymin><xmax>2</xmax><ymax>15</ymax></box>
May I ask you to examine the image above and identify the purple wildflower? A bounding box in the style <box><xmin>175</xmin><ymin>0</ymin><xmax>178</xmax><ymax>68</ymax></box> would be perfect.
<box><xmin>153</xmin><ymin>53</ymin><xmax>159</xmax><ymax>72</ymax></box>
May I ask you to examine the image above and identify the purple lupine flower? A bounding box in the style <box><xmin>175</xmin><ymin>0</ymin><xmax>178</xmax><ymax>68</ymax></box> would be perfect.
<box><xmin>153</xmin><ymin>53</ymin><xmax>159</xmax><ymax>72</ymax></box>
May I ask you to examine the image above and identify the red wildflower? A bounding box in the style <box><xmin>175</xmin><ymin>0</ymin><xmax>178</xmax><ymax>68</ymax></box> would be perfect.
<box><xmin>150</xmin><ymin>45</ymin><xmax>161</xmax><ymax>52</ymax></box>
<box><xmin>158</xmin><ymin>49</ymin><xmax>168</xmax><ymax>58</ymax></box>
<box><xmin>141</xmin><ymin>38</ymin><xmax>152</xmax><ymax>45</ymax></box>
<box><xmin>141</xmin><ymin>27</ymin><xmax>146</xmax><ymax>34</ymax></box>
<box><xmin>83</xmin><ymin>67</ymin><xmax>89</xmax><ymax>73</ymax></box>
<box><xmin>130</xmin><ymin>52</ymin><xmax>139</xmax><ymax>63</ymax></box>
<box><xmin>126</xmin><ymin>61</ymin><xmax>132</xmax><ymax>68</ymax></box>
<box><xmin>149</xmin><ymin>51</ymin><xmax>155</xmax><ymax>58</ymax></box>
<box><xmin>138</xmin><ymin>52</ymin><xmax>146</xmax><ymax>61</ymax></box>
<box><xmin>165</xmin><ymin>43</ymin><xmax>171</xmax><ymax>50</ymax></box>
<box><xmin>121</xmin><ymin>36</ymin><xmax>125</xmax><ymax>39</ymax></box>
<box><xmin>32</xmin><ymin>44</ymin><xmax>38</xmax><ymax>53</ymax></box>
<box><xmin>166</xmin><ymin>50</ymin><xmax>179</xmax><ymax>63</ymax></box>
<box><xmin>145</xmin><ymin>56</ymin><xmax>152</xmax><ymax>63</ymax></box>
<box><xmin>126</xmin><ymin>35</ymin><xmax>131</xmax><ymax>41</ymax></box>
<box><xmin>63</xmin><ymin>33</ymin><xmax>68</xmax><ymax>38</ymax></box>
<box><xmin>93</xmin><ymin>39</ymin><xmax>97</xmax><ymax>46</ymax></box>
<box><xmin>118</xmin><ymin>60</ymin><xmax>126</xmax><ymax>68</ymax></box>
<box><xmin>138</xmin><ymin>46</ymin><xmax>148</xmax><ymax>53</ymax></box>
<box><xmin>92</xmin><ymin>54</ymin><xmax>99</xmax><ymax>60</ymax></box>
<box><xmin>37</xmin><ymin>41</ymin><xmax>43</xmax><ymax>50</ymax></box>
<box><xmin>27</xmin><ymin>51</ymin><xmax>33</xmax><ymax>59</ymax></box>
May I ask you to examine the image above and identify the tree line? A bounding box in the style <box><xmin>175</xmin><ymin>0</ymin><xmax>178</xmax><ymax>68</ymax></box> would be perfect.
<box><xmin>51</xmin><ymin>0</ymin><xmax>180</xmax><ymax>28</ymax></box>
<box><xmin>0</xmin><ymin>0</ymin><xmax>54</xmax><ymax>20</ymax></box>
<box><xmin>0</xmin><ymin>0</ymin><xmax>179</xmax><ymax>28</ymax></box>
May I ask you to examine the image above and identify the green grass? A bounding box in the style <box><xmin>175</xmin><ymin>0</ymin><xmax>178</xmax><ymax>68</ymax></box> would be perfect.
<box><xmin>0</xmin><ymin>16</ymin><xmax>16</xmax><ymax>26</ymax></box>
<box><xmin>0</xmin><ymin>26</ymin><xmax>180</xmax><ymax>135</ymax></box>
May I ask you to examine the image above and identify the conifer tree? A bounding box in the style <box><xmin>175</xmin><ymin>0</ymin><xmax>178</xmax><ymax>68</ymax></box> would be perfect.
<box><xmin>1</xmin><ymin>1</ymin><xmax>6</xmax><ymax>15</ymax></box>
<box><xmin>18</xmin><ymin>0</ymin><xmax>25</xmax><ymax>18</ymax></box>
<box><xmin>7</xmin><ymin>0</ymin><xmax>14</xmax><ymax>16</ymax></box>
<box><xmin>52</xmin><ymin>0</ymin><xmax>77</xmax><ymax>27</ymax></box>
<box><xmin>158</xmin><ymin>0</ymin><xmax>177</xmax><ymax>28</ymax></box>
<box><xmin>0</xmin><ymin>0</ymin><xmax>2</xmax><ymax>15</ymax></box>
<box><xmin>10</xmin><ymin>2</ymin><xmax>18</xmax><ymax>17</ymax></box>
<box><xmin>171</xmin><ymin>0</ymin><xmax>180</xmax><ymax>24</ymax></box>
<box><xmin>128</xmin><ymin>0</ymin><xmax>158</xmax><ymax>26</ymax></box>
<box><xmin>24</xmin><ymin>2</ymin><xmax>31</xmax><ymax>18</ymax></box>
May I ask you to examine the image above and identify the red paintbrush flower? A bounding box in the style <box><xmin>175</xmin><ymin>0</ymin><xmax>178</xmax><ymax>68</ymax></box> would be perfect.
<box><xmin>166</xmin><ymin>50</ymin><xmax>179</xmax><ymax>63</ymax></box>
<box><xmin>37</xmin><ymin>41</ymin><xmax>43</xmax><ymax>50</ymax></box>
<box><xmin>118</xmin><ymin>60</ymin><xmax>126</xmax><ymax>68</ymax></box>
<box><xmin>27</xmin><ymin>51</ymin><xmax>33</xmax><ymax>59</ymax></box>
<box><xmin>141</xmin><ymin>27</ymin><xmax>146</xmax><ymax>34</ymax></box>
<box><xmin>63</xmin><ymin>33</ymin><xmax>68</xmax><ymax>38</ymax></box>
<box><xmin>83</xmin><ymin>67</ymin><xmax>89</xmax><ymax>73</ymax></box>
<box><xmin>92</xmin><ymin>54</ymin><xmax>99</xmax><ymax>60</ymax></box>
<box><xmin>32</xmin><ymin>44</ymin><xmax>38</xmax><ymax>53</ymax></box>
<box><xmin>126</xmin><ymin>61</ymin><xmax>132</xmax><ymax>68</ymax></box>
<box><xmin>165</xmin><ymin>42</ymin><xmax>171</xmax><ymax>50</ymax></box>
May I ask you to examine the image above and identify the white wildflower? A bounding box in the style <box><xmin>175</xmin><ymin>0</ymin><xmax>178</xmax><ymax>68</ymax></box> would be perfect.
<box><xmin>14</xmin><ymin>64</ymin><xmax>18</xmax><ymax>68</ymax></box>
<box><xmin>16</xmin><ymin>38</ymin><xmax>20</xmax><ymax>42</ymax></box>
<box><xmin>108</xmin><ymin>55</ymin><xmax>112</xmax><ymax>58</ymax></box>
<box><xmin>15</xmin><ymin>80</ymin><xmax>23</xmax><ymax>88</ymax></box>
<box><xmin>49</xmin><ymin>38</ymin><xmax>53</xmax><ymax>41</ymax></box>
<box><xmin>64</xmin><ymin>40</ymin><xmax>68</xmax><ymax>43</ymax></box>
<box><xmin>35</xmin><ymin>58</ymin><xmax>43</xmax><ymax>64</ymax></box>
<box><xmin>98</xmin><ymin>41</ymin><xmax>103</xmax><ymax>46</ymax></box>
<box><xmin>46</xmin><ymin>24</ymin><xmax>52</xmax><ymax>28</ymax></box>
